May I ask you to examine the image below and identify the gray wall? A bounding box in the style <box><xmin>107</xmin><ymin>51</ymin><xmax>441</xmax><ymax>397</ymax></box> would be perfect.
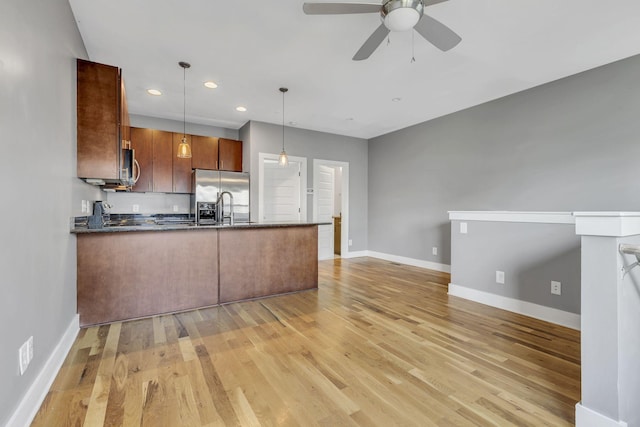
<box><xmin>451</xmin><ymin>221</ymin><xmax>581</xmax><ymax>313</ymax></box>
<box><xmin>130</xmin><ymin>114</ymin><xmax>239</xmax><ymax>140</ymax></box>
<box><xmin>0</xmin><ymin>1</ymin><xmax>101</xmax><ymax>424</ymax></box>
<box><xmin>244</xmin><ymin>121</ymin><xmax>368</xmax><ymax>252</ymax></box>
<box><xmin>368</xmin><ymin>54</ymin><xmax>640</xmax><ymax>265</ymax></box>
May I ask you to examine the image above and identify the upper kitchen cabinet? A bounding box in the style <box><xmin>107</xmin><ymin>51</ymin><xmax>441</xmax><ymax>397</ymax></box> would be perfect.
<box><xmin>191</xmin><ymin>135</ymin><xmax>219</xmax><ymax>170</ymax></box>
<box><xmin>77</xmin><ymin>59</ymin><xmax>124</xmax><ymax>180</ymax></box>
<box><xmin>152</xmin><ymin>130</ymin><xmax>173</xmax><ymax>193</ymax></box>
<box><xmin>218</xmin><ymin>138</ymin><xmax>243</xmax><ymax>172</ymax></box>
<box><xmin>173</xmin><ymin>133</ymin><xmax>193</xmax><ymax>193</ymax></box>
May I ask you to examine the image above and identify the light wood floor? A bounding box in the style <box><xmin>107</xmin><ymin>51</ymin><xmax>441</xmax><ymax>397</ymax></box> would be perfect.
<box><xmin>33</xmin><ymin>257</ymin><xmax>580</xmax><ymax>426</ymax></box>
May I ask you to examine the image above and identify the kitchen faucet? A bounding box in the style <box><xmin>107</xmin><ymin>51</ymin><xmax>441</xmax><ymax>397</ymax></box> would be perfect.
<box><xmin>216</xmin><ymin>191</ymin><xmax>234</xmax><ymax>225</ymax></box>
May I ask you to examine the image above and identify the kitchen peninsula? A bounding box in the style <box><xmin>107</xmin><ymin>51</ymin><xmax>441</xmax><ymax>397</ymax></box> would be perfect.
<box><xmin>73</xmin><ymin>222</ymin><xmax>320</xmax><ymax>326</ymax></box>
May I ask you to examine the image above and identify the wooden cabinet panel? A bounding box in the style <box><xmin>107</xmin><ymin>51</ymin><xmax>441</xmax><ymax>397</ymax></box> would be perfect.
<box><xmin>173</xmin><ymin>133</ymin><xmax>193</xmax><ymax>193</ymax></box>
<box><xmin>191</xmin><ymin>135</ymin><xmax>219</xmax><ymax>170</ymax></box>
<box><xmin>218</xmin><ymin>138</ymin><xmax>243</xmax><ymax>172</ymax></box>
<box><xmin>76</xmin><ymin>59</ymin><xmax>120</xmax><ymax>179</ymax></box>
<box><xmin>130</xmin><ymin>127</ymin><xmax>153</xmax><ymax>192</ymax></box>
<box><xmin>77</xmin><ymin>230</ymin><xmax>219</xmax><ymax>326</ymax></box>
<box><xmin>152</xmin><ymin>130</ymin><xmax>173</xmax><ymax>193</ymax></box>
<box><xmin>120</xmin><ymin>78</ymin><xmax>130</xmax><ymax>143</ymax></box>
<box><xmin>219</xmin><ymin>226</ymin><xmax>318</xmax><ymax>303</ymax></box>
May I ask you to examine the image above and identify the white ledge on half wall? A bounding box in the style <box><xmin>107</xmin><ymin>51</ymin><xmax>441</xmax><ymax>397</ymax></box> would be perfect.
<box><xmin>448</xmin><ymin>211</ymin><xmax>575</xmax><ymax>224</ymax></box>
<box><xmin>573</xmin><ymin>211</ymin><xmax>640</xmax><ymax>237</ymax></box>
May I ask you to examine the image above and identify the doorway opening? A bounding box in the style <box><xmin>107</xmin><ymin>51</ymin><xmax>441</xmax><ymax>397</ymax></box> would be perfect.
<box><xmin>313</xmin><ymin>159</ymin><xmax>349</xmax><ymax>260</ymax></box>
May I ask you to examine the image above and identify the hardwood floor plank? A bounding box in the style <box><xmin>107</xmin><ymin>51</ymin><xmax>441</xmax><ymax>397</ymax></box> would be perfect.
<box><xmin>33</xmin><ymin>257</ymin><xmax>580</xmax><ymax>426</ymax></box>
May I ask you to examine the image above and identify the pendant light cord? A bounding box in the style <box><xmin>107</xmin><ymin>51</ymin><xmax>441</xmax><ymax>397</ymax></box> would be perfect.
<box><xmin>282</xmin><ymin>89</ymin><xmax>285</xmax><ymax>152</ymax></box>
<box><xmin>183</xmin><ymin>65</ymin><xmax>186</xmax><ymax>138</ymax></box>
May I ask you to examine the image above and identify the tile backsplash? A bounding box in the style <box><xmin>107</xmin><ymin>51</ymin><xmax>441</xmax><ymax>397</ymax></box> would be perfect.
<box><xmin>104</xmin><ymin>192</ymin><xmax>191</xmax><ymax>214</ymax></box>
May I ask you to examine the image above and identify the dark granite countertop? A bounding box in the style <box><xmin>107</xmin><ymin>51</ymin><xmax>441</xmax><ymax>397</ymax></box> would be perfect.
<box><xmin>71</xmin><ymin>215</ymin><xmax>330</xmax><ymax>234</ymax></box>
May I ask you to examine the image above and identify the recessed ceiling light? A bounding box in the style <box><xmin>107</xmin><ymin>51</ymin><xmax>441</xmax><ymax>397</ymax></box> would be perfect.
<box><xmin>147</xmin><ymin>89</ymin><xmax>162</xmax><ymax>96</ymax></box>
<box><xmin>392</xmin><ymin>97</ymin><xmax>401</xmax><ymax>102</ymax></box>
<box><xmin>204</xmin><ymin>81</ymin><xmax>218</xmax><ymax>89</ymax></box>
<box><xmin>236</xmin><ymin>106</ymin><xmax>247</xmax><ymax>112</ymax></box>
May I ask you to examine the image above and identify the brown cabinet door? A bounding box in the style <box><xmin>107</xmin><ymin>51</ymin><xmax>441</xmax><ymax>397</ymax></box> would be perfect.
<box><xmin>130</xmin><ymin>127</ymin><xmax>153</xmax><ymax>192</ymax></box>
<box><xmin>152</xmin><ymin>130</ymin><xmax>173</xmax><ymax>193</ymax></box>
<box><xmin>218</xmin><ymin>138</ymin><xmax>243</xmax><ymax>171</ymax></box>
<box><xmin>120</xmin><ymin>78</ymin><xmax>130</xmax><ymax>143</ymax></box>
<box><xmin>173</xmin><ymin>133</ymin><xmax>193</xmax><ymax>193</ymax></box>
<box><xmin>76</xmin><ymin>59</ymin><xmax>120</xmax><ymax>180</ymax></box>
<box><xmin>191</xmin><ymin>135</ymin><xmax>219</xmax><ymax>170</ymax></box>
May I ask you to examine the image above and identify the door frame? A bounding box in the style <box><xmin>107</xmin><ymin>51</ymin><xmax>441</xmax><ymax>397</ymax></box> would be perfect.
<box><xmin>258</xmin><ymin>152</ymin><xmax>308</xmax><ymax>222</ymax></box>
<box><xmin>313</xmin><ymin>159</ymin><xmax>349</xmax><ymax>257</ymax></box>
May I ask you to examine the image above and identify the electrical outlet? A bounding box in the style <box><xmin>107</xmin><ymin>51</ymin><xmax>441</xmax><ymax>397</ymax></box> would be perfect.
<box><xmin>18</xmin><ymin>336</ymin><xmax>33</xmax><ymax>375</ymax></box>
<box><xmin>460</xmin><ymin>222</ymin><xmax>468</xmax><ymax>234</ymax></box>
<box><xmin>496</xmin><ymin>270</ymin><xmax>505</xmax><ymax>284</ymax></box>
<box><xmin>551</xmin><ymin>281</ymin><xmax>562</xmax><ymax>295</ymax></box>
<box><xmin>348</xmin><ymin>239</ymin><xmax>353</xmax><ymax>246</ymax></box>
<box><xmin>432</xmin><ymin>247</ymin><xmax>438</xmax><ymax>256</ymax></box>
<box><xmin>173</xmin><ymin>205</ymin><xmax>179</xmax><ymax>212</ymax></box>
<box><xmin>132</xmin><ymin>204</ymin><xmax>140</xmax><ymax>213</ymax></box>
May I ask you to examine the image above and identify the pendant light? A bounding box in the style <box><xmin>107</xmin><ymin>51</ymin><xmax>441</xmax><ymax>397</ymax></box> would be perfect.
<box><xmin>177</xmin><ymin>61</ymin><xmax>192</xmax><ymax>159</ymax></box>
<box><xmin>279</xmin><ymin>87</ymin><xmax>289</xmax><ymax>167</ymax></box>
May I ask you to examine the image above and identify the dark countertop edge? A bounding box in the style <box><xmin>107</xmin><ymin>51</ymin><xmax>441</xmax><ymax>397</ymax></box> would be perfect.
<box><xmin>71</xmin><ymin>222</ymin><xmax>331</xmax><ymax>234</ymax></box>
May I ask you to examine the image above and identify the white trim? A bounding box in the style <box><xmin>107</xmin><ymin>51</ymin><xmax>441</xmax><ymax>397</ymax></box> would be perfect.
<box><xmin>448</xmin><ymin>211</ymin><xmax>575</xmax><ymax>224</ymax></box>
<box><xmin>258</xmin><ymin>152</ymin><xmax>308</xmax><ymax>222</ymax></box>
<box><xmin>448</xmin><ymin>283</ymin><xmax>580</xmax><ymax>330</ymax></box>
<box><xmin>575</xmin><ymin>402</ymin><xmax>628</xmax><ymax>427</ymax></box>
<box><xmin>367</xmin><ymin>251</ymin><xmax>451</xmax><ymax>273</ymax></box>
<box><xmin>341</xmin><ymin>250</ymin><xmax>369</xmax><ymax>259</ymax></box>
<box><xmin>7</xmin><ymin>315</ymin><xmax>79</xmax><ymax>427</ymax></box>
<box><xmin>573</xmin><ymin>212</ymin><xmax>640</xmax><ymax>237</ymax></box>
<box><xmin>312</xmin><ymin>159</ymin><xmax>349</xmax><ymax>257</ymax></box>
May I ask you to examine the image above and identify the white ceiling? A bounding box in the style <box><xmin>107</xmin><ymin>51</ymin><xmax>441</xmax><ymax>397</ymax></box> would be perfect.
<box><xmin>68</xmin><ymin>0</ymin><xmax>640</xmax><ymax>139</ymax></box>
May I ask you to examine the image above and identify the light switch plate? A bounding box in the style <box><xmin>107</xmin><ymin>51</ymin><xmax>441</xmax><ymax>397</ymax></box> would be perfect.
<box><xmin>460</xmin><ymin>222</ymin><xmax>468</xmax><ymax>234</ymax></box>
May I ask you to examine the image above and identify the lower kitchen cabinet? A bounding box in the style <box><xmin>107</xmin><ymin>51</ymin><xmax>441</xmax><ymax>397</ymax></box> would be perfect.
<box><xmin>76</xmin><ymin>225</ymin><xmax>319</xmax><ymax>326</ymax></box>
<box><xmin>218</xmin><ymin>226</ymin><xmax>318</xmax><ymax>303</ymax></box>
<box><xmin>77</xmin><ymin>230</ymin><xmax>219</xmax><ymax>326</ymax></box>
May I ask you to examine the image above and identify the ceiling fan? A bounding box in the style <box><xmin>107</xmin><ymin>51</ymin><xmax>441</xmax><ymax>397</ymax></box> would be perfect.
<box><xmin>303</xmin><ymin>0</ymin><xmax>461</xmax><ymax>60</ymax></box>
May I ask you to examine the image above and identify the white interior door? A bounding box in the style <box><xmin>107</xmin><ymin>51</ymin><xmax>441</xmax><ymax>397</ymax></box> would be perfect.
<box><xmin>262</xmin><ymin>159</ymin><xmax>301</xmax><ymax>221</ymax></box>
<box><xmin>316</xmin><ymin>165</ymin><xmax>335</xmax><ymax>260</ymax></box>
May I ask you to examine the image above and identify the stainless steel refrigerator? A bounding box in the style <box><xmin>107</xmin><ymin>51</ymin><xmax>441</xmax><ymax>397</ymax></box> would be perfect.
<box><xmin>191</xmin><ymin>169</ymin><xmax>250</xmax><ymax>223</ymax></box>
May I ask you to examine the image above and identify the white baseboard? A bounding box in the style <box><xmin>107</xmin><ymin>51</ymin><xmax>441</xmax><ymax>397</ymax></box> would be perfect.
<box><xmin>575</xmin><ymin>402</ymin><xmax>628</xmax><ymax>427</ymax></box>
<box><xmin>7</xmin><ymin>314</ymin><xmax>79</xmax><ymax>427</ymax></box>
<box><xmin>448</xmin><ymin>283</ymin><xmax>580</xmax><ymax>330</ymax></box>
<box><xmin>367</xmin><ymin>251</ymin><xmax>451</xmax><ymax>273</ymax></box>
<box><xmin>341</xmin><ymin>250</ymin><xmax>369</xmax><ymax>259</ymax></box>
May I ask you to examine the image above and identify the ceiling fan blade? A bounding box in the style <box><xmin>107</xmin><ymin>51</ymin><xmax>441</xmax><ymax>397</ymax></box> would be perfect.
<box><xmin>414</xmin><ymin>14</ymin><xmax>461</xmax><ymax>51</ymax></box>
<box><xmin>353</xmin><ymin>23</ymin><xmax>390</xmax><ymax>61</ymax></box>
<box><xmin>303</xmin><ymin>3</ymin><xmax>381</xmax><ymax>15</ymax></box>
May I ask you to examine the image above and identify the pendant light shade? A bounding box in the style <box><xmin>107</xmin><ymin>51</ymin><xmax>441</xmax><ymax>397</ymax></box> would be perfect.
<box><xmin>279</xmin><ymin>87</ymin><xmax>289</xmax><ymax>167</ymax></box>
<box><xmin>177</xmin><ymin>61</ymin><xmax>192</xmax><ymax>159</ymax></box>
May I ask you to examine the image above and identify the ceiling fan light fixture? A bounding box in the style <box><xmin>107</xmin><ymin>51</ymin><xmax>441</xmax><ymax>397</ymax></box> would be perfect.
<box><xmin>381</xmin><ymin>0</ymin><xmax>423</xmax><ymax>32</ymax></box>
